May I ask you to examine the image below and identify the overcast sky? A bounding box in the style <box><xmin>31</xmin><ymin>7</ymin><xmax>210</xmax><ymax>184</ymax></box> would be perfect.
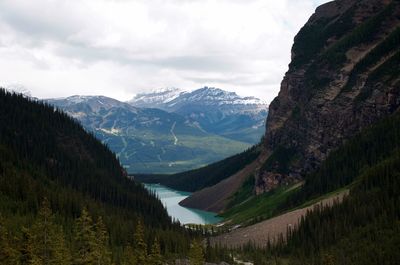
<box><xmin>0</xmin><ymin>0</ymin><xmax>330</xmax><ymax>103</ymax></box>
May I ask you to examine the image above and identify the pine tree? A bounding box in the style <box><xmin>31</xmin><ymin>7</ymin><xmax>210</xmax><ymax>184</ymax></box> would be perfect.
<box><xmin>32</xmin><ymin>198</ymin><xmax>53</xmax><ymax>264</ymax></box>
<box><xmin>74</xmin><ymin>207</ymin><xmax>97</xmax><ymax>265</ymax></box>
<box><xmin>148</xmin><ymin>237</ymin><xmax>162</xmax><ymax>265</ymax></box>
<box><xmin>189</xmin><ymin>240</ymin><xmax>204</xmax><ymax>265</ymax></box>
<box><xmin>134</xmin><ymin>220</ymin><xmax>147</xmax><ymax>265</ymax></box>
<box><xmin>19</xmin><ymin>227</ymin><xmax>40</xmax><ymax>265</ymax></box>
<box><xmin>321</xmin><ymin>252</ymin><xmax>336</xmax><ymax>265</ymax></box>
<box><xmin>204</xmin><ymin>237</ymin><xmax>216</xmax><ymax>262</ymax></box>
<box><xmin>30</xmin><ymin>198</ymin><xmax>71</xmax><ymax>265</ymax></box>
<box><xmin>94</xmin><ymin>216</ymin><xmax>112</xmax><ymax>265</ymax></box>
<box><xmin>0</xmin><ymin>216</ymin><xmax>17</xmax><ymax>265</ymax></box>
<box><xmin>51</xmin><ymin>225</ymin><xmax>71</xmax><ymax>265</ymax></box>
<box><xmin>121</xmin><ymin>246</ymin><xmax>136</xmax><ymax>265</ymax></box>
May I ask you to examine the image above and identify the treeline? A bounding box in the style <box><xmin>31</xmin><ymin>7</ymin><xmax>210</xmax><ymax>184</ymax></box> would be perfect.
<box><xmin>136</xmin><ymin>144</ymin><xmax>261</xmax><ymax>192</ymax></box>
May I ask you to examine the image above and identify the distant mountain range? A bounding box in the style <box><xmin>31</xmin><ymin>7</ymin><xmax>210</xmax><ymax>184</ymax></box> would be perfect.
<box><xmin>47</xmin><ymin>87</ymin><xmax>268</xmax><ymax>174</ymax></box>
<box><xmin>130</xmin><ymin>87</ymin><xmax>268</xmax><ymax>143</ymax></box>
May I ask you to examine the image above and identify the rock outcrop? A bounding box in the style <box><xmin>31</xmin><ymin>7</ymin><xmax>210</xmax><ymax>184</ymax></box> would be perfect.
<box><xmin>257</xmin><ymin>0</ymin><xmax>400</xmax><ymax>192</ymax></box>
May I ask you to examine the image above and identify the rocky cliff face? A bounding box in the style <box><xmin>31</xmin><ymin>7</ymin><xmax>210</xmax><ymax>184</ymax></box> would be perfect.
<box><xmin>256</xmin><ymin>0</ymin><xmax>400</xmax><ymax>193</ymax></box>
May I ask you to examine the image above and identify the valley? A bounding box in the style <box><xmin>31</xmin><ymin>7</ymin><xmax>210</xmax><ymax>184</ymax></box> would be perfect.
<box><xmin>1</xmin><ymin>0</ymin><xmax>400</xmax><ymax>264</ymax></box>
<box><xmin>47</xmin><ymin>87</ymin><xmax>267</xmax><ymax>174</ymax></box>
<box><xmin>137</xmin><ymin>0</ymin><xmax>400</xmax><ymax>263</ymax></box>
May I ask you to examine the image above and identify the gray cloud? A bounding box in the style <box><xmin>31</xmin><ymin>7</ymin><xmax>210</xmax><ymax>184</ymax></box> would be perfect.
<box><xmin>0</xmin><ymin>0</ymin><xmax>330</xmax><ymax>103</ymax></box>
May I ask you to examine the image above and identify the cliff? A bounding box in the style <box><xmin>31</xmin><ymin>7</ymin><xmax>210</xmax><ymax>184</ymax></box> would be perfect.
<box><xmin>256</xmin><ymin>0</ymin><xmax>400</xmax><ymax>193</ymax></box>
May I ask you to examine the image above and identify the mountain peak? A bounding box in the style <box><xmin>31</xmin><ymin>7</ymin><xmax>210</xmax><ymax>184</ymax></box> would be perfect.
<box><xmin>128</xmin><ymin>87</ymin><xmax>185</xmax><ymax>107</ymax></box>
<box><xmin>46</xmin><ymin>95</ymin><xmax>138</xmax><ymax>114</ymax></box>
<box><xmin>128</xmin><ymin>87</ymin><xmax>268</xmax><ymax>110</ymax></box>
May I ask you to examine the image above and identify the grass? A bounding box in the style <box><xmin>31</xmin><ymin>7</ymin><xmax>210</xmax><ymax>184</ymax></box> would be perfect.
<box><xmin>295</xmin><ymin>186</ymin><xmax>350</xmax><ymax>210</ymax></box>
<box><xmin>221</xmin><ymin>183</ymin><xmax>302</xmax><ymax>226</ymax></box>
<box><xmin>226</xmin><ymin>175</ymin><xmax>255</xmax><ymax>209</ymax></box>
<box><xmin>220</xmin><ymin>182</ymin><xmax>350</xmax><ymax>229</ymax></box>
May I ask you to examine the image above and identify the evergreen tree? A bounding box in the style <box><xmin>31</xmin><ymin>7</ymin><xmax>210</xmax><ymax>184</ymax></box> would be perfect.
<box><xmin>188</xmin><ymin>240</ymin><xmax>204</xmax><ymax>265</ymax></box>
<box><xmin>94</xmin><ymin>216</ymin><xmax>112</xmax><ymax>265</ymax></box>
<box><xmin>32</xmin><ymin>198</ymin><xmax>53</xmax><ymax>264</ymax></box>
<box><xmin>204</xmin><ymin>237</ymin><xmax>216</xmax><ymax>262</ymax></box>
<box><xmin>0</xmin><ymin>216</ymin><xmax>17</xmax><ymax>264</ymax></box>
<box><xmin>134</xmin><ymin>220</ymin><xmax>147</xmax><ymax>265</ymax></box>
<box><xmin>31</xmin><ymin>198</ymin><xmax>71</xmax><ymax>265</ymax></box>
<box><xmin>74</xmin><ymin>208</ymin><xmax>97</xmax><ymax>265</ymax></box>
<box><xmin>121</xmin><ymin>246</ymin><xmax>136</xmax><ymax>265</ymax></box>
<box><xmin>321</xmin><ymin>252</ymin><xmax>336</xmax><ymax>265</ymax></box>
<box><xmin>148</xmin><ymin>237</ymin><xmax>162</xmax><ymax>265</ymax></box>
<box><xmin>51</xmin><ymin>225</ymin><xmax>71</xmax><ymax>265</ymax></box>
<box><xmin>19</xmin><ymin>227</ymin><xmax>40</xmax><ymax>265</ymax></box>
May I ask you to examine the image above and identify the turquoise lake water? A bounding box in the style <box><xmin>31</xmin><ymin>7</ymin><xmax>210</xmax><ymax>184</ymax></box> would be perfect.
<box><xmin>144</xmin><ymin>183</ymin><xmax>222</xmax><ymax>225</ymax></box>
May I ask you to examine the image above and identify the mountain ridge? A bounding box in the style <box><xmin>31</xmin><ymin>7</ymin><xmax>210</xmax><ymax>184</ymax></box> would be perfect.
<box><xmin>129</xmin><ymin>87</ymin><xmax>268</xmax><ymax>110</ymax></box>
<box><xmin>47</xmin><ymin>87</ymin><xmax>265</xmax><ymax>174</ymax></box>
<box><xmin>129</xmin><ymin>87</ymin><xmax>268</xmax><ymax>144</ymax></box>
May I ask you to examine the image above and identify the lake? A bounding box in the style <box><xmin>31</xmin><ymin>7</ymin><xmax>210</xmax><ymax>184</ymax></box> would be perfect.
<box><xmin>144</xmin><ymin>183</ymin><xmax>222</xmax><ymax>225</ymax></box>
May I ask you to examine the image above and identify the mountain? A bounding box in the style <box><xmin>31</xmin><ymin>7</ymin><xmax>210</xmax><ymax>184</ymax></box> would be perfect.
<box><xmin>257</xmin><ymin>0</ymin><xmax>400</xmax><ymax>192</ymax></box>
<box><xmin>129</xmin><ymin>87</ymin><xmax>269</xmax><ymax>144</ymax></box>
<box><xmin>171</xmin><ymin>0</ymin><xmax>400</xmax><ymax>212</ymax></box>
<box><xmin>0</xmin><ymin>88</ymin><xmax>193</xmax><ymax>263</ymax></box>
<box><xmin>128</xmin><ymin>87</ymin><xmax>184</xmax><ymax>109</ymax></box>
<box><xmin>47</xmin><ymin>95</ymin><xmax>250</xmax><ymax>174</ymax></box>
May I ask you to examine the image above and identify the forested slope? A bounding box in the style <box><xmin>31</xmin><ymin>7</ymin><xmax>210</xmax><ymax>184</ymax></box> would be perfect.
<box><xmin>0</xmin><ymin>89</ymin><xmax>193</xmax><ymax>263</ymax></box>
<box><xmin>278</xmin><ymin>111</ymin><xmax>400</xmax><ymax>264</ymax></box>
<box><xmin>135</xmin><ymin>144</ymin><xmax>261</xmax><ymax>192</ymax></box>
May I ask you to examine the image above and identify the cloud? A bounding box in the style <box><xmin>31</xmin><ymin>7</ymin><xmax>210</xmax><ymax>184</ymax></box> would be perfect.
<box><xmin>0</xmin><ymin>0</ymin><xmax>330</xmax><ymax>103</ymax></box>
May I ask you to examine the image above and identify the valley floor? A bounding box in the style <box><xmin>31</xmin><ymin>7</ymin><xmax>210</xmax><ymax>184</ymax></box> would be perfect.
<box><xmin>210</xmin><ymin>190</ymin><xmax>348</xmax><ymax>248</ymax></box>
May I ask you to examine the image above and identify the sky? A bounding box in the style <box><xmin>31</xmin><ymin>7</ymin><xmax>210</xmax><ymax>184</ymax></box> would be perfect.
<box><xmin>0</xmin><ymin>0</ymin><xmax>330</xmax><ymax>103</ymax></box>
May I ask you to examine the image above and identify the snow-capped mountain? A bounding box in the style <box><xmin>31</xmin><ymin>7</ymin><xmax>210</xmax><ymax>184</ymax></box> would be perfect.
<box><xmin>5</xmin><ymin>84</ymin><xmax>34</xmax><ymax>98</ymax></box>
<box><xmin>129</xmin><ymin>87</ymin><xmax>269</xmax><ymax>143</ymax></box>
<box><xmin>46</xmin><ymin>87</ymin><xmax>268</xmax><ymax>173</ymax></box>
<box><xmin>47</xmin><ymin>95</ymin><xmax>249</xmax><ymax>174</ymax></box>
<box><xmin>48</xmin><ymin>95</ymin><xmax>137</xmax><ymax>114</ymax></box>
<box><xmin>128</xmin><ymin>87</ymin><xmax>185</xmax><ymax>109</ymax></box>
<box><xmin>129</xmin><ymin>87</ymin><xmax>267</xmax><ymax>112</ymax></box>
